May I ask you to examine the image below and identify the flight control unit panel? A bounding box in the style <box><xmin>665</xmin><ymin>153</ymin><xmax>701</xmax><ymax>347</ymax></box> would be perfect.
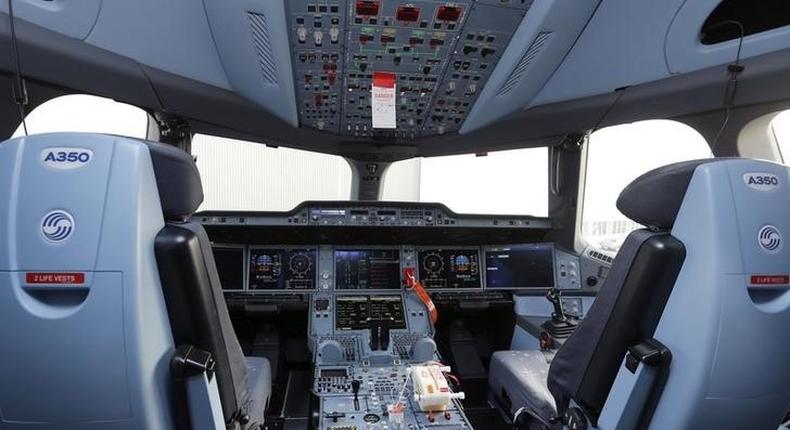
<box><xmin>285</xmin><ymin>0</ymin><xmax>532</xmax><ymax>138</ymax></box>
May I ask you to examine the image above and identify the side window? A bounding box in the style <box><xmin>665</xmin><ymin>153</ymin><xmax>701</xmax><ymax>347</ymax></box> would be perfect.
<box><xmin>13</xmin><ymin>94</ymin><xmax>148</xmax><ymax>138</ymax></box>
<box><xmin>581</xmin><ymin>120</ymin><xmax>712</xmax><ymax>252</ymax></box>
<box><xmin>771</xmin><ymin>110</ymin><xmax>790</xmax><ymax>164</ymax></box>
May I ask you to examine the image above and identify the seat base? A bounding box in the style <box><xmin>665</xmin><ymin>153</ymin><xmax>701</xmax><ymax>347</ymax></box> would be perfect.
<box><xmin>244</xmin><ymin>357</ymin><xmax>272</xmax><ymax>429</ymax></box>
<box><xmin>489</xmin><ymin>350</ymin><xmax>557</xmax><ymax>426</ymax></box>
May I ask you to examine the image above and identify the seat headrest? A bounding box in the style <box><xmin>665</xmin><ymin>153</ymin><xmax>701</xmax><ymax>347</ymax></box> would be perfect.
<box><xmin>142</xmin><ymin>141</ymin><xmax>204</xmax><ymax>219</ymax></box>
<box><xmin>616</xmin><ymin>159</ymin><xmax>722</xmax><ymax>231</ymax></box>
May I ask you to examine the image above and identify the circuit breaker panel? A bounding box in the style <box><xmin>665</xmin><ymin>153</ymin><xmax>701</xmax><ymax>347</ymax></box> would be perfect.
<box><xmin>287</xmin><ymin>0</ymin><xmax>532</xmax><ymax>139</ymax></box>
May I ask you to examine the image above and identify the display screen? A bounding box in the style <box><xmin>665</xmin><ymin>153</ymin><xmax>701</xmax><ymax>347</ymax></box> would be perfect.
<box><xmin>484</xmin><ymin>243</ymin><xmax>555</xmax><ymax>289</ymax></box>
<box><xmin>335</xmin><ymin>295</ymin><xmax>406</xmax><ymax>330</ymax></box>
<box><xmin>321</xmin><ymin>368</ymin><xmax>348</xmax><ymax>378</ymax></box>
<box><xmin>418</xmin><ymin>248</ymin><xmax>481</xmax><ymax>288</ymax></box>
<box><xmin>335</xmin><ymin>249</ymin><xmax>401</xmax><ymax>290</ymax></box>
<box><xmin>248</xmin><ymin>248</ymin><xmax>317</xmax><ymax>290</ymax></box>
<box><xmin>213</xmin><ymin>247</ymin><xmax>245</xmax><ymax>290</ymax></box>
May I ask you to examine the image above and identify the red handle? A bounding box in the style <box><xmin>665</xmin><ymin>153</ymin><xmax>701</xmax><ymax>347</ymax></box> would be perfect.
<box><xmin>404</xmin><ymin>268</ymin><xmax>437</xmax><ymax>324</ymax></box>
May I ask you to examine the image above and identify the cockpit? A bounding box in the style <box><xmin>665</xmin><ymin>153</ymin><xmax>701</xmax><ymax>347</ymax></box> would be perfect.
<box><xmin>2</xmin><ymin>1</ymin><xmax>790</xmax><ymax>430</ymax></box>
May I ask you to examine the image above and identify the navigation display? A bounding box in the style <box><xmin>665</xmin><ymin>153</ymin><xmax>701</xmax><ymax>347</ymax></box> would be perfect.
<box><xmin>248</xmin><ymin>248</ymin><xmax>317</xmax><ymax>290</ymax></box>
<box><xmin>335</xmin><ymin>295</ymin><xmax>406</xmax><ymax>330</ymax></box>
<box><xmin>418</xmin><ymin>248</ymin><xmax>481</xmax><ymax>288</ymax></box>
<box><xmin>335</xmin><ymin>249</ymin><xmax>401</xmax><ymax>290</ymax></box>
<box><xmin>484</xmin><ymin>243</ymin><xmax>555</xmax><ymax>289</ymax></box>
<box><xmin>213</xmin><ymin>246</ymin><xmax>245</xmax><ymax>290</ymax></box>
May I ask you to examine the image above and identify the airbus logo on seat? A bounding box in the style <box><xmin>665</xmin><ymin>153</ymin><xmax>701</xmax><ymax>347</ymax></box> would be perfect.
<box><xmin>40</xmin><ymin>147</ymin><xmax>93</xmax><ymax>170</ymax></box>
<box><xmin>743</xmin><ymin>173</ymin><xmax>779</xmax><ymax>191</ymax></box>
<box><xmin>758</xmin><ymin>225</ymin><xmax>782</xmax><ymax>254</ymax></box>
<box><xmin>41</xmin><ymin>210</ymin><xmax>75</xmax><ymax>243</ymax></box>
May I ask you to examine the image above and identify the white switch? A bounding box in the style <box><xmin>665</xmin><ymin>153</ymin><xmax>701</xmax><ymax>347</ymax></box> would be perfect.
<box><xmin>329</xmin><ymin>26</ymin><xmax>340</xmax><ymax>43</ymax></box>
<box><xmin>297</xmin><ymin>25</ymin><xmax>307</xmax><ymax>43</ymax></box>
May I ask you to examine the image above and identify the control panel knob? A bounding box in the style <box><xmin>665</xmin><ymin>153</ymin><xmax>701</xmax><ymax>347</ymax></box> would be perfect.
<box><xmin>318</xmin><ymin>340</ymin><xmax>344</xmax><ymax>364</ymax></box>
<box><xmin>411</xmin><ymin>337</ymin><xmax>437</xmax><ymax>362</ymax></box>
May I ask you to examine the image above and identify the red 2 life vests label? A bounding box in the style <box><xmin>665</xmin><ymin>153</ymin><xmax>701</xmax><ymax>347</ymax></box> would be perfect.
<box><xmin>25</xmin><ymin>272</ymin><xmax>85</xmax><ymax>284</ymax></box>
<box><xmin>750</xmin><ymin>275</ymin><xmax>789</xmax><ymax>285</ymax></box>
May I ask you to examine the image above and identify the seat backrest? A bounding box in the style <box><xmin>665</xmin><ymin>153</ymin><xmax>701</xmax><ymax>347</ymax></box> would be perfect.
<box><xmin>650</xmin><ymin>159</ymin><xmax>790</xmax><ymax>429</ymax></box>
<box><xmin>0</xmin><ymin>133</ymin><xmax>251</xmax><ymax>429</ymax></box>
<box><xmin>0</xmin><ymin>133</ymin><xmax>175</xmax><ymax>429</ymax></box>
<box><xmin>155</xmin><ymin>222</ymin><xmax>251</xmax><ymax>425</ymax></box>
<box><xmin>548</xmin><ymin>158</ymin><xmax>790</xmax><ymax>428</ymax></box>
<box><xmin>547</xmin><ymin>229</ymin><xmax>685</xmax><ymax>422</ymax></box>
<box><xmin>138</xmin><ymin>133</ymin><xmax>251</xmax><ymax>425</ymax></box>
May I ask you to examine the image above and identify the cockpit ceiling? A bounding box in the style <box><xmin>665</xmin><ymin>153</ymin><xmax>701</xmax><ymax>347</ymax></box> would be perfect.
<box><xmin>3</xmin><ymin>0</ymin><xmax>790</xmax><ymax>156</ymax></box>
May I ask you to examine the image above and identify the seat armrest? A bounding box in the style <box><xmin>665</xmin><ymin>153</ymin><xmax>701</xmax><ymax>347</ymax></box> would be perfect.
<box><xmin>171</xmin><ymin>345</ymin><xmax>227</xmax><ymax>429</ymax></box>
<box><xmin>598</xmin><ymin>338</ymin><xmax>672</xmax><ymax>430</ymax></box>
<box><xmin>172</xmin><ymin>344</ymin><xmax>216</xmax><ymax>380</ymax></box>
<box><xmin>625</xmin><ymin>339</ymin><xmax>671</xmax><ymax>373</ymax></box>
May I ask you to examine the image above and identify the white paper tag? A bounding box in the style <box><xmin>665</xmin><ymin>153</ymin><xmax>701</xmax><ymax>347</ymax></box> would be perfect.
<box><xmin>372</xmin><ymin>72</ymin><xmax>397</xmax><ymax>129</ymax></box>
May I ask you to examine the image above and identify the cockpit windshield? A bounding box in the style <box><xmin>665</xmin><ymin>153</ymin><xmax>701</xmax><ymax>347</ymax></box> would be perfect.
<box><xmin>195</xmin><ymin>133</ymin><xmax>548</xmax><ymax>216</ymax></box>
<box><xmin>381</xmin><ymin>147</ymin><xmax>548</xmax><ymax>215</ymax></box>
<box><xmin>193</xmin><ymin>134</ymin><xmax>354</xmax><ymax>212</ymax></box>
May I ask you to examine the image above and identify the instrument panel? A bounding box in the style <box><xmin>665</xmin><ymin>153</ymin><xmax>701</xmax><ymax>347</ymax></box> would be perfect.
<box><xmin>484</xmin><ymin>243</ymin><xmax>555</xmax><ymax>289</ymax></box>
<box><xmin>214</xmin><ymin>243</ymin><xmax>579</xmax><ymax>292</ymax></box>
<box><xmin>417</xmin><ymin>248</ymin><xmax>480</xmax><ymax>289</ymax></box>
<box><xmin>248</xmin><ymin>247</ymin><xmax>318</xmax><ymax>290</ymax></box>
<box><xmin>335</xmin><ymin>248</ymin><xmax>402</xmax><ymax>290</ymax></box>
<box><xmin>335</xmin><ymin>295</ymin><xmax>407</xmax><ymax>330</ymax></box>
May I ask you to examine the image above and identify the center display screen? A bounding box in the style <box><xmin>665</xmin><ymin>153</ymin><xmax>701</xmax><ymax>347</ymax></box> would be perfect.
<box><xmin>335</xmin><ymin>295</ymin><xmax>406</xmax><ymax>330</ymax></box>
<box><xmin>418</xmin><ymin>248</ymin><xmax>481</xmax><ymax>288</ymax></box>
<box><xmin>248</xmin><ymin>248</ymin><xmax>317</xmax><ymax>290</ymax></box>
<box><xmin>335</xmin><ymin>249</ymin><xmax>401</xmax><ymax>290</ymax></box>
<box><xmin>484</xmin><ymin>243</ymin><xmax>555</xmax><ymax>289</ymax></box>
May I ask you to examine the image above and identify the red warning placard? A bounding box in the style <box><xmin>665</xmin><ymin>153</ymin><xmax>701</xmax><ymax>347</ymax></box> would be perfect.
<box><xmin>750</xmin><ymin>275</ymin><xmax>790</xmax><ymax>285</ymax></box>
<box><xmin>372</xmin><ymin>71</ymin><xmax>397</xmax><ymax>129</ymax></box>
<box><xmin>25</xmin><ymin>272</ymin><xmax>85</xmax><ymax>284</ymax></box>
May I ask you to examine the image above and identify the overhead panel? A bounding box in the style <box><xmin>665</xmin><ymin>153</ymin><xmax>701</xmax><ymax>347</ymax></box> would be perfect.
<box><xmin>425</xmin><ymin>3</ymin><xmax>529</xmax><ymax>136</ymax></box>
<box><xmin>289</xmin><ymin>0</ymin><xmax>348</xmax><ymax>135</ymax></box>
<box><xmin>286</xmin><ymin>0</ymin><xmax>530</xmax><ymax>139</ymax></box>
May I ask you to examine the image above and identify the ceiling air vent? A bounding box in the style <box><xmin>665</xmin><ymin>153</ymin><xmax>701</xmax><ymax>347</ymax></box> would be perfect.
<box><xmin>497</xmin><ymin>31</ymin><xmax>553</xmax><ymax>97</ymax></box>
<box><xmin>247</xmin><ymin>12</ymin><xmax>278</xmax><ymax>85</ymax></box>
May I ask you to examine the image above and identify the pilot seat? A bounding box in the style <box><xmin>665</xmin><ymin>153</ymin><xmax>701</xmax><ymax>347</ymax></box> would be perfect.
<box><xmin>0</xmin><ymin>133</ymin><xmax>270</xmax><ymax>429</ymax></box>
<box><xmin>490</xmin><ymin>158</ymin><xmax>790</xmax><ymax>429</ymax></box>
